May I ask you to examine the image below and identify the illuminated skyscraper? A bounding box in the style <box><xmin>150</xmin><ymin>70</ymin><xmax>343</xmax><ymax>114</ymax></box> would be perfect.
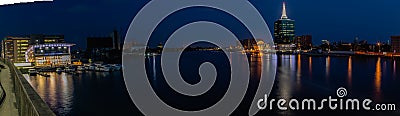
<box><xmin>274</xmin><ymin>2</ymin><xmax>295</xmax><ymax>45</ymax></box>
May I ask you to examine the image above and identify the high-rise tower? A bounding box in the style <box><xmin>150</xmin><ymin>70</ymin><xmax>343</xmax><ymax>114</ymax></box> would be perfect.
<box><xmin>274</xmin><ymin>1</ymin><xmax>295</xmax><ymax>45</ymax></box>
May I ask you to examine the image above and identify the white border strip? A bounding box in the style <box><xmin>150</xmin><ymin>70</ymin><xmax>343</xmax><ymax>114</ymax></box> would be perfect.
<box><xmin>0</xmin><ymin>0</ymin><xmax>52</xmax><ymax>6</ymax></box>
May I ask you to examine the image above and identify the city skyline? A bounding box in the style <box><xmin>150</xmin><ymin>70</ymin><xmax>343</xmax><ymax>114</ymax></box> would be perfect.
<box><xmin>0</xmin><ymin>1</ymin><xmax>399</xmax><ymax>115</ymax></box>
<box><xmin>0</xmin><ymin>0</ymin><xmax>399</xmax><ymax>48</ymax></box>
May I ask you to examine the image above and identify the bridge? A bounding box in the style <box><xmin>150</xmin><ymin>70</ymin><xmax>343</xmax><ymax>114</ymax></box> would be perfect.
<box><xmin>0</xmin><ymin>58</ymin><xmax>55</xmax><ymax>116</ymax></box>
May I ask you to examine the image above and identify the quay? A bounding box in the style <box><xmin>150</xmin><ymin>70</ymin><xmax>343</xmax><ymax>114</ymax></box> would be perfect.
<box><xmin>0</xmin><ymin>58</ymin><xmax>55</xmax><ymax>116</ymax></box>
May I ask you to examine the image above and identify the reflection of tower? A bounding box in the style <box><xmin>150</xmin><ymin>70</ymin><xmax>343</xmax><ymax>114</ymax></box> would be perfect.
<box><xmin>111</xmin><ymin>30</ymin><xmax>120</xmax><ymax>50</ymax></box>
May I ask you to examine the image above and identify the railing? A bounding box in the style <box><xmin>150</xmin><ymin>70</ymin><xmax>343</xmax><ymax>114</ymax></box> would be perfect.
<box><xmin>1</xmin><ymin>58</ymin><xmax>55</xmax><ymax>116</ymax></box>
<box><xmin>0</xmin><ymin>64</ymin><xmax>6</xmax><ymax>108</ymax></box>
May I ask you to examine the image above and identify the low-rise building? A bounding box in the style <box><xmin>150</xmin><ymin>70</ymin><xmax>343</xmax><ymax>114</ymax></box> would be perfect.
<box><xmin>0</xmin><ymin>34</ymin><xmax>73</xmax><ymax>67</ymax></box>
<box><xmin>26</xmin><ymin>43</ymin><xmax>75</xmax><ymax>67</ymax></box>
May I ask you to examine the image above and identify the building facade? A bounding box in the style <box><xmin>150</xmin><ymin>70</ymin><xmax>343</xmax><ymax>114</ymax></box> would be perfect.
<box><xmin>29</xmin><ymin>34</ymin><xmax>65</xmax><ymax>45</ymax></box>
<box><xmin>1</xmin><ymin>34</ymin><xmax>67</xmax><ymax>64</ymax></box>
<box><xmin>295</xmin><ymin>35</ymin><xmax>313</xmax><ymax>50</ymax></box>
<box><xmin>391</xmin><ymin>36</ymin><xmax>400</xmax><ymax>53</ymax></box>
<box><xmin>26</xmin><ymin>43</ymin><xmax>74</xmax><ymax>67</ymax></box>
<box><xmin>1</xmin><ymin>37</ymin><xmax>30</xmax><ymax>62</ymax></box>
<box><xmin>111</xmin><ymin>30</ymin><xmax>120</xmax><ymax>50</ymax></box>
<box><xmin>86</xmin><ymin>30</ymin><xmax>121</xmax><ymax>62</ymax></box>
<box><xmin>274</xmin><ymin>2</ymin><xmax>296</xmax><ymax>51</ymax></box>
<box><xmin>274</xmin><ymin>2</ymin><xmax>295</xmax><ymax>44</ymax></box>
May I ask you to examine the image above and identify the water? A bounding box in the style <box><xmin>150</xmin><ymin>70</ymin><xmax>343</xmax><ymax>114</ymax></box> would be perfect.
<box><xmin>263</xmin><ymin>55</ymin><xmax>400</xmax><ymax>115</ymax></box>
<box><xmin>25</xmin><ymin>52</ymin><xmax>400</xmax><ymax>115</ymax></box>
<box><xmin>25</xmin><ymin>72</ymin><xmax>139</xmax><ymax>116</ymax></box>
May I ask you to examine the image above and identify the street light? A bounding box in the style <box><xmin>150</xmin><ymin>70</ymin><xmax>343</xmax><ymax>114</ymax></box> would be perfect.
<box><xmin>377</xmin><ymin>42</ymin><xmax>381</xmax><ymax>53</ymax></box>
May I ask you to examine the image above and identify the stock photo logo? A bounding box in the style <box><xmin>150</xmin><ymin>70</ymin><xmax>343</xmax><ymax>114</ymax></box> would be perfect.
<box><xmin>257</xmin><ymin>87</ymin><xmax>397</xmax><ymax>111</ymax></box>
<box><xmin>122</xmin><ymin>0</ymin><xmax>277</xmax><ymax>115</ymax></box>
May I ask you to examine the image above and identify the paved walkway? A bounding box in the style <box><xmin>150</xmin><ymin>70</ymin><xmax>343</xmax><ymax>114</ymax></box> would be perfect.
<box><xmin>0</xmin><ymin>62</ymin><xmax>19</xmax><ymax>116</ymax></box>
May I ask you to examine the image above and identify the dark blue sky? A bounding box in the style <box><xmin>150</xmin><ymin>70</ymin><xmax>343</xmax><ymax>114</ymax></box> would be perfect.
<box><xmin>0</xmin><ymin>0</ymin><xmax>399</xmax><ymax>48</ymax></box>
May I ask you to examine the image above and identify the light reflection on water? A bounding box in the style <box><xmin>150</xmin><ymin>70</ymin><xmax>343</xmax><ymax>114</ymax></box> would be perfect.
<box><xmin>308</xmin><ymin>56</ymin><xmax>312</xmax><ymax>78</ymax></box>
<box><xmin>296</xmin><ymin>54</ymin><xmax>301</xmax><ymax>85</ymax></box>
<box><xmin>267</xmin><ymin>55</ymin><xmax>400</xmax><ymax>115</ymax></box>
<box><xmin>24</xmin><ymin>71</ymin><xmax>137</xmax><ymax>116</ymax></box>
<box><xmin>326</xmin><ymin>56</ymin><xmax>330</xmax><ymax>78</ymax></box>
<box><xmin>348</xmin><ymin>56</ymin><xmax>352</xmax><ymax>86</ymax></box>
<box><xmin>22</xmin><ymin>53</ymin><xmax>400</xmax><ymax>115</ymax></box>
<box><xmin>25</xmin><ymin>72</ymin><xmax>74</xmax><ymax>115</ymax></box>
<box><xmin>394</xmin><ymin>60</ymin><xmax>397</xmax><ymax>77</ymax></box>
<box><xmin>375</xmin><ymin>57</ymin><xmax>382</xmax><ymax>101</ymax></box>
<box><xmin>276</xmin><ymin>55</ymin><xmax>295</xmax><ymax>100</ymax></box>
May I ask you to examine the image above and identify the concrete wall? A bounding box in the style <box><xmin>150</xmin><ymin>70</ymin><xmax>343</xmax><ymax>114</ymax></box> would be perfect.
<box><xmin>3</xmin><ymin>58</ymin><xmax>55</xmax><ymax>116</ymax></box>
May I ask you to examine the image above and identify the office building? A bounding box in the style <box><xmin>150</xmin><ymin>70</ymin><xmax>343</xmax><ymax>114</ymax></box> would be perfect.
<box><xmin>274</xmin><ymin>2</ymin><xmax>295</xmax><ymax>44</ymax></box>
<box><xmin>391</xmin><ymin>36</ymin><xmax>400</xmax><ymax>52</ymax></box>
<box><xmin>1</xmin><ymin>34</ymin><xmax>66</xmax><ymax>63</ymax></box>
<box><xmin>274</xmin><ymin>2</ymin><xmax>296</xmax><ymax>51</ymax></box>
<box><xmin>111</xmin><ymin>30</ymin><xmax>120</xmax><ymax>50</ymax></box>
<box><xmin>1</xmin><ymin>37</ymin><xmax>30</xmax><ymax>62</ymax></box>
<box><xmin>295</xmin><ymin>35</ymin><xmax>313</xmax><ymax>50</ymax></box>
<box><xmin>86</xmin><ymin>30</ymin><xmax>122</xmax><ymax>62</ymax></box>
<box><xmin>87</xmin><ymin>30</ymin><xmax>121</xmax><ymax>51</ymax></box>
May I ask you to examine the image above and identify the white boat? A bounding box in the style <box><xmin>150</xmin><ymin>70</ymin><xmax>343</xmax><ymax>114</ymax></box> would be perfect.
<box><xmin>65</xmin><ymin>67</ymin><xmax>76</xmax><ymax>72</ymax></box>
<box><xmin>100</xmin><ymin>65</ymin><xmax>112</xmax><ymax>72</ymax></box>
<box><xmin>77</xmin><ymin>66</ymin><xmax>85</xmax><ymax>71</ymax></box>
<box><xmin>85</xmin><ymin>64</ymin><xmax>96</xmax><ymax>71</ymax></box>
<box><xmin>110</xmin><ymin>64</ymin><xmax>122</xmax><ymax>71</ymax></box>
<box><xmin>28</xmin><ymin>69</ymin><xmax>38</xmax><ymax>76</ymax></box>
<box><xmin>83</xmin><ymin>64</ymin><xmax>90</xmax><ymax>70</ymax></box>
<box><xmin>89</xmin><ymin>65</ymin><xmax>95</xmax><ymax>71</ymax></box>
<box><xmin>94</xmin><ymin>63</ymin><xmax>103</xmax><ymax>71</ymax></box>
<box><xmin>95</xmin><ymin>65</ymin><xmax>101</xmax><ymax>71</ymax></box>
<box><xmin>56</xmin><ymin>68</ymin><xmax>63</xmax><ymax>73</ymax></box>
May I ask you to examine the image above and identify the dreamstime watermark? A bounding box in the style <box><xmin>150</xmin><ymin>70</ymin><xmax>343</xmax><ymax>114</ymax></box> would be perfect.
<box><xmin>123</xmin><ymin>0</ymin><xmax>277</xmax><ymax>116</ymax></box>
<box><xmin>257</xmin><ymin>87</ymin><xmax>397</xmax><ymax>111</ymax></box>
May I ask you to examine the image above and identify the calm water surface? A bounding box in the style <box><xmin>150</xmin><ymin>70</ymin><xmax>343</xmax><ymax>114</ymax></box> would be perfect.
<box><xmin>25</xmin><ymin>52</ymin><xmax>400</xmax><ymax>115</ymax></box>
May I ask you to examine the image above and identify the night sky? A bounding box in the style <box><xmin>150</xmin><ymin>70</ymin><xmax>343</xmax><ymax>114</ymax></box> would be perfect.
<box><xmin>0</xmin><ymin>0</ymin><xmax>399</xmax><ymax>49</ymax></box>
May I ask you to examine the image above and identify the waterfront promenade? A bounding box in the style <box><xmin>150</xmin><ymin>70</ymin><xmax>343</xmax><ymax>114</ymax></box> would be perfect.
<box><xmin>0</xmin><ymin>59</ymin><xmax>55</xmax><ymax>116</ymax></box>
<box><xmin>0</xmin><ymin>61</ymin><xmax>19</xmax><ymax>116</ymax></box>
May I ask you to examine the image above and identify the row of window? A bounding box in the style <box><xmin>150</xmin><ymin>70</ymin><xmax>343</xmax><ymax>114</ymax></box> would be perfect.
<box><xmin>277</xmin><ymin>24</ymin><xmax>295</xmax><ymax>26</ymax></box>
<box><xmin>34</xmin><ymin>56</ymin><xmax>71</xmax><ymax>66</ymax></box>
<box><xmin>17</xmin><ymin>44</ymin><xmax>29</xmax><ymax>47</ymax></box>
<box><xmin>16</xmin><ymin>40</ymin><xmax>29</xmax><ymax>43</ymax></box>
